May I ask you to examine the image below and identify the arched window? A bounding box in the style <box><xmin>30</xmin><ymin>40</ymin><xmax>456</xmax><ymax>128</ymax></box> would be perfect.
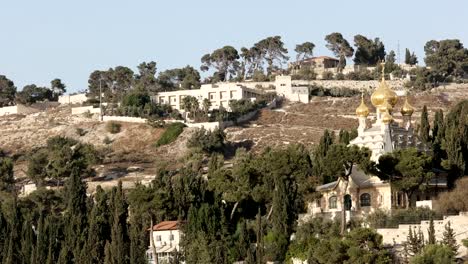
<box><xmin>329</xmin><ymin>196</ymin><xmax>337</xmax><ymax>209</ymax></box>
<box><xmin>360</xmin><ymin>193</ymin><xmax>371</xmax><ymax>207</ymax></box>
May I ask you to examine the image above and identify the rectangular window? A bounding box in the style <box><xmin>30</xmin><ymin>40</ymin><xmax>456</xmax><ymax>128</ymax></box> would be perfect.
<box><xmin>156</xmin><ymin>235</ymin><xmax>161</xmax><ymax>241</ymax></box>
<box><xmin>170</xmin><ymin>234</ymin><xmax>174</xmax><ymax>241</ymax></box>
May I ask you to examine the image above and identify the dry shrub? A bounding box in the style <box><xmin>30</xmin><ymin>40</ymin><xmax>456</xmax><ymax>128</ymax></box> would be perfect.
<box><xmin>435</xmin><ymin>177</ymin><xmax>468</xmax><ymax>214</ymax></box>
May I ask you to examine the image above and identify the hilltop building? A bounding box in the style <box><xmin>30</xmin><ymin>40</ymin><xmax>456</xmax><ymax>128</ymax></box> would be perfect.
<box><xmin>308</xmin><ymin>65</ymin><xmax>447</xmax><ymax>220</ymax></box>
<box><xmin>151</xmin><ymin>83</ymin><xmax>263</xmax><ymax>112</ymax></box>
<box><xmin>146</xmin><ymin>221</ymin><xmax>182</xmax><ymax>264</ymax></box>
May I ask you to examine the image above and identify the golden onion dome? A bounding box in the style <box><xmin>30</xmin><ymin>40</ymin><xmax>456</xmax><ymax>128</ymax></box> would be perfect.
<box><xmin>356</xmin><ymin>94</ymin><xmax>369</xmax><ymax>117</ymax></box>
<box><xmin>400</xmin><ymin>96</ymin><xmax>414</xmax><ymax>116</ymax></box>
<box><xmin>370</xmin><ymin>64</ymin><xmax>398</xmax><ymax>107</ymax></box>
<box><xmin>378</xmin><ymin>99</ymin><xmax>393</xmax><ymax>113</ymax></box>
<box><xmin>381</xmin><ymin>110</ymin><xmax>393</xmax><ymax>124</ymax></box>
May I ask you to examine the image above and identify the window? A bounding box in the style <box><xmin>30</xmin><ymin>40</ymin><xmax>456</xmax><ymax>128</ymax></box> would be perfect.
<box><xmin>169</xmin><ymin>234</ymin><xmax>174</xmax><ymax>241</ymax></box>
<box><xmin>156</xmin><ymin>235</ymin><xmax>161</xmax><ymax>241</ymax></box>
<box><xmin>360</xmin><ymin>193</ymin><xmax>371</xmax><ymax>207</ymax></box>
<box><xmin>329</xmin><ymin>196</ymin><xmax>337</xmax><ymax>209</ymax></box>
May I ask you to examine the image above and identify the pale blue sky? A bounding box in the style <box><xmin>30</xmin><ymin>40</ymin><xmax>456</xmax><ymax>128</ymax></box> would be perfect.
<box><xmin>1</xmin><ymin>0</ymin><xmax>467</xmax><ymax>93</ymax></box>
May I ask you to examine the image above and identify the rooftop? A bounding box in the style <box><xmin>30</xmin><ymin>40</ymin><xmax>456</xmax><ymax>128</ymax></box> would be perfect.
<box><xmin>149</xmin><ymin>221</ymin><xmax>181</xmax><ymax>231</ymax></box>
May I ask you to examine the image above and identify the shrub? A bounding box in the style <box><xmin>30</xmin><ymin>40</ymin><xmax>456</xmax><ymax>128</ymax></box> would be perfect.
<box><xmin>106</xmin><ymin>121</ymin><xmax>121</xmax><ymax>134</ymax></box>
<box><xmin>155</xmin><ymin>122</ymin><xmax>185</xmax><ymax>147</ymax></box>
<box><xmin>103</xmin><ymin>136</ymin><xmax>112</xmax><ymax>145</ymax></box>
<box><xmin>76</xmin><ymin>128</ymin><xmax>86</xmax><ymax>137</ymax></box>
<box><xmin>187</xmin><ymin>127</ymin><xmax>226</xmax><ymax>153</ymax></box>
<box><xmin>366</xmin><ymin>208</ymin><xmax>442</xmax><ymax>228</ymax></box>
<box><xmin>82</xmin><ymin>110</ymin><xmax>93</xmax><ymax>119</ymax></box>
<box><xmin>321</xmin><ymin>71</ymin><xmax>334</xmax><ymax>80</ymax></box>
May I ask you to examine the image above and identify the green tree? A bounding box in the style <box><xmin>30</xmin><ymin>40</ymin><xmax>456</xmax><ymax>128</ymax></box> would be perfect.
<box><xmin>16</xmin><ymin>84</ymin><xmax>53</xmax><ymax>104</ymax></box>
<box><xmin>441</xmin><ymin>100</ymin><xmax>468</xmax><ymax>179</ymax></box>
<box><xmin>108</xmin><ymin>182</ymin><xmax>130</xmax><ymax>264</ymax></box>
<box><xmin>157</xmin><ymin>66</ymin><xmax>201</xmax><ymax>90</ymax></box>
<box><xmin>376</xmin><ymin>148</ymin><xmax>434</xmax><ymax>208</ymax></box>
<box><xmin>200</xmin><ymin>46</ymin><xmax>240</xmax><ymax>81</ymax></box>
<box><xmin>134</xmin><ymin>61</ymin><xmax>157</xmax><ymax>92</ymax></box>
<box><xmin>420</xmin><ymin>105</ymin><xmax>430</xmax><ymax>143</ymax></box>
<box><xmin>405</xmin><ymin>48</ymin><xmax>418</xmax><ymax>65</ymax></box>
<box><xmin>0</xmin><ymin>75</ymin><xmax>17</xmax><ymax>107</ymax></box>
<box><xmin>325</xmin><ymin>33</ymin><xmax>354</xmax><ymax>72</ymax></box>
<box><xmin>253</xmin><ymin>36</ymin><xmax>289</xmax><ymax>76</ymax></box>
<box><xmin>344</xmin><ymin>227</ymin><xmax>392</xmax><ymax>263</ymax></box>
<box><xmin>442</xmin><ymin>221</ymin><xmax>458</xmax><ymax>254</ymax></box>
<box><xmin>353</xmin><ymin>35</ymin><xmax>386</xmax><ymax>66</ymax></box>
<box><xmin>50</xmin><ymin>78</ymin><xmax>66</xmax><ymax>98</ymax></box>
<box><xmin>427</xmin><ymin>218</ymin><xmax>436</xmax><ymax>245</ymax></box>
<box><xmin>410</xmin><ymin>244</ymin><xmax>455</xmax><ymax>264</ymax></box>
<box><xmin>405</xmin><ymin>226</ymin><xmax>425</xmax><ymax>257</ymax></box>
<box><xmin>84</xmin><ymin>186</ymin><xmax>111</xmax><ymax>264</ymax></box>
<box><xmin>424</xmin><ymin>39</ymin><xmax>468</xmax><ymax>80</ymax></box>
<box><xmin>0</xmin><ymin>156</ymin><xmax>14</xmax><ymax>193</ymax></box>
<box><xmin>58</xmin><ymin>167</ymin><xmax>88</xmax><ymax>263</ymax></box>
<box><xmin>295</xmin><ymin>42</ymin><xmax>315</xmax><ymax>61</ymax></box>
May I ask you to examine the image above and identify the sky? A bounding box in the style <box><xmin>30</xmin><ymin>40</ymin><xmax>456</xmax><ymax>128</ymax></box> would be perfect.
<box><xmin>1</xmin><ymin>0</ymin><xmax>467</xmax><ymax>94</ymax></box>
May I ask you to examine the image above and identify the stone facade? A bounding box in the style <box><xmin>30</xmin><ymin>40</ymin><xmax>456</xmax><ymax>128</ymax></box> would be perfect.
<box><xmin>151</xmin><ymin>82</ymin><xmax>264</xmax><ymax>112</ymax></box>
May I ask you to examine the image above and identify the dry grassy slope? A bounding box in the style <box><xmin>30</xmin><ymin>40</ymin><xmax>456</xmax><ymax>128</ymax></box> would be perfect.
<box><xmin>0</xmin><ymin>106</ymin><xmax>194</xmax><ymax>188</ymax></box>
<box><xmin>226</xmin><ymin>84</ymin><xmax>468</xmax><ymax>152</ymax></box>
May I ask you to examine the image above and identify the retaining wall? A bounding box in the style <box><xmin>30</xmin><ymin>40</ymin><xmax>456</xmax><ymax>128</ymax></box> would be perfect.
<box><xmin>71</xmin><ymin>106</ymin><xmax>101</xmax><ymax>115</ymax></box>
<box><xmin>102</xmin><ymin>116</ymin><xmax>147</xmax><ymax>123</ymax></box>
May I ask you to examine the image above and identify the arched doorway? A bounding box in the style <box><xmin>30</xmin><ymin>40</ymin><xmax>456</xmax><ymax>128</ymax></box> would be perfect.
<box><xmin>344</xmin><ymin>194</ymin><xmax>352</xmax><ymax>211</ymax></box>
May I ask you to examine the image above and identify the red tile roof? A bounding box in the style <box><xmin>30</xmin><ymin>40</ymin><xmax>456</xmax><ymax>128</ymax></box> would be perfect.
<box><xmin>149</xmin><ymin>221</ymin><xmax>180</xmax><ymax>231</ymax></box>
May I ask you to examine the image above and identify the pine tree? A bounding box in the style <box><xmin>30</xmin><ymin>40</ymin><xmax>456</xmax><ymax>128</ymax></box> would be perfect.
<box><xmin>427</xmin><ymin>218</ymin><xmax>436</xmax><ymax>245</ymax></box>
<box><xmin>420</xmin><ymin>105</ymin><xmax>430</xmax><ymax>143</ymax></box>
<box><xmin>442</xmin><ymin>221</ymin><xmax>458</xmax><ymax>254</ymax></box>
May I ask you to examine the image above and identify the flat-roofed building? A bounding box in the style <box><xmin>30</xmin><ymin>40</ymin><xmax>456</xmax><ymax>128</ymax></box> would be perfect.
<box><xmin>151</xmin><ymin>82</ymin><xmax>263</xmax><ymax>112</ymax></box>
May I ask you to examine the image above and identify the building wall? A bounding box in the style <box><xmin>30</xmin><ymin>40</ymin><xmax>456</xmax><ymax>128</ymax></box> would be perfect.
<box><xmin>71</xmin><ymin>106</ymin><xmax>101</xmax><ymax>115</ymax></box>
<box><xmin>292</xmin><ymin>79</ymin><xmax>406</xmax><ymax>92</ymax></box>
<box><xmin>150</xmin><ymin>229</ymin><xmax>181</xmax><ymax>251</ymax></box>
<box><xmin>58</xmin><ymin>93</ymin><xmax>88</xmax><ymax>105</ymax></box>
<box><xmin>102</xmin><ymin>116</ymin><xmax>146</xmax><ymax>123</ymax></box>
<box><xmin>152</xmin><ymin>83</ymin><xmax>263</xmax><ymax>112</ymax></box>
<box><xmin>0</xmin><ymin>105</ymin><xmax>39</xmax><ymax>116</ymax></box>
<box><xmin>377</xmin><ymin>212</ymin><xmax>468</xmax><ymax>257</ymax></box>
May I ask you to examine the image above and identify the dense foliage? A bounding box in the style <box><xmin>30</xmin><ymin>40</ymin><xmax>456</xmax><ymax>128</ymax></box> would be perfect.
<box><xmin>155</xmin><ymin>122</ymin><xmax>186</xmax><ymax>147</ymax></box>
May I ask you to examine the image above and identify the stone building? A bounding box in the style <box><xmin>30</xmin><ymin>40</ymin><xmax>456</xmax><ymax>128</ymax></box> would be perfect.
<box><xmin>308</xmin><ymin>66</ymin><xmax>447</xmax><ymax>220</ymax></box>
<box><xmin>146</xmin><ymin>221</ymin><xmax>182</xmax><ymax>264</ymax></box>
<box><xmin>151</xmin><ymin>82</ymin><xmax>263</xmax><ymax>112</ymax></box>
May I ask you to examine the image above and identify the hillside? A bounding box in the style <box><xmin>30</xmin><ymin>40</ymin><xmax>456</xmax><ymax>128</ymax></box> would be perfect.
<box><xmin>2</xmin><ymin>83</ymin><xmax>468</xmax><ymax>191</ymax></box>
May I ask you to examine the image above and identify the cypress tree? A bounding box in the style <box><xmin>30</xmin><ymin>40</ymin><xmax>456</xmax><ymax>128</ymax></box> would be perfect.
<box><xmin>432</xmin><ymin>109</ymin><xmax>445</xmax><ymax>167</ymax></box>
<box><xmin>128</xmin><ymin>212</ymin><xmax>147</xmax><ymax>264</ymax></box>
<box><xmin>84</xmin><ymin>186</ymin><xmax>111</xmax><ymax>264</ymax></box>
<box><xmin>255</xmin><ymin>209</ymin><xmax>263</xmax><ymax>264</ymax></box>
<box><xmin>59</xmin><ymin>167</ymin><xmax>88</xmax><ymax>263</ymax></box>
<box><xmin>4</xmin><ymin>198</ymin><xmax>21</xmax><ymax>264</ymax></box>
<box><xmin>442</xmin><ymin>221</ymin><xmax>458</xmax><ymax>254</ymax></box>
<box><xmin>405</xmin><ymin>48</ymin><xmax>411</xmax><ymax>64</ymax></box>
<box><xmin>109</xmin><ymin>181</ymin><xmax>130</xmax><ymax>264</ymax></box>
<box><xmin>420</xmin><ymin>105</ymin><xmax>430</xmax><ymax>143</ymax></box>
<box><xmin>20</xmin><ymin>216</ymin><xmax>35</xmax><ymax>264</ymax></box>
<box><xmin>427</xmin><ymin>218</ymin><xmax>436</xmax><ymax>245</ymax></box>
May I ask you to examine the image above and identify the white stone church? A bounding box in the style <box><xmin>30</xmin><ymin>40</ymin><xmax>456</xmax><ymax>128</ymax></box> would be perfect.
<box><xmin>308</xmin><ymin>68</ymin><xmax>448</xmax><ymax>220</ymax></box>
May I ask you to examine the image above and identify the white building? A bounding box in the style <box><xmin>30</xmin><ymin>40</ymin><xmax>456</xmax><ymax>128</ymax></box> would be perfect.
<box><xmin>307</xmin><ymin>66</ymin><xmax>446</xmax><ymax>220</ymax></box>
<box><xmin>146</xmin><ymin>221</ymin><xmax>182</xmax><ymax>264</ymax></box>
<box><xmin>0</xmin><ymin>104</ymin><xmax>39</xmax><ymax>116</ymax></box>
<box><xmin>58</xmin><ymin>93</ymin><xmax>89</xmax><ymax>105</ymax></box>
<box><xmin>151</xmin><ymin>83</ymin><xmax>263</xmax><ymax>112</ymax></box>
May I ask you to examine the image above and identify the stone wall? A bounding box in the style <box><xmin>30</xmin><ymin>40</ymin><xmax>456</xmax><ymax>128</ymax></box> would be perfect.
<box><xmin>377</xmin><ymin>212</ymin><xmax>468</xmax><ymax>257</ymax></box>
<box><xmin>0</xmin><ymin>105</ymin><xmax>39</xmax><ymax>116</ymax></box>
<box><xmin>292</xmin><ymin>80</ymin><xmax>406</xmax><ymax>92</ymax></box>
<box><xmin>102</xmin><ymin>116</ymin><xmax>147</xmax><ymax>123</ymax></box>
<box><xmin>71</xmin><ymin>106</ymin><xmax>101</xmax><ymax>115</ymax></box>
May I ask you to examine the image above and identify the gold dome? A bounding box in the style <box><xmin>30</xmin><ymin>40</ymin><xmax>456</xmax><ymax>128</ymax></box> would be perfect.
<box><xmin>378</xmin><ymin>99</ymin><xmax>393</xmax><ymax>113</ymax></box>
<box><xmin>370</xmin><ymin>64</ymin><xmax>398</xmax><ymax>107</ymax></box>
<box><xmin>381</xmin><ymin>110</ymin><xmax>393</xmax><ymax>124</ymax></box>
<box><xmin>400</xmin><ymin>96</ymin><xmax>414</xmax><ymax>116</ymax></box>
<box><xmin>356</xmin><ymin>94</ymin><xmax>369</xmax><ymax>117</ymax></box>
